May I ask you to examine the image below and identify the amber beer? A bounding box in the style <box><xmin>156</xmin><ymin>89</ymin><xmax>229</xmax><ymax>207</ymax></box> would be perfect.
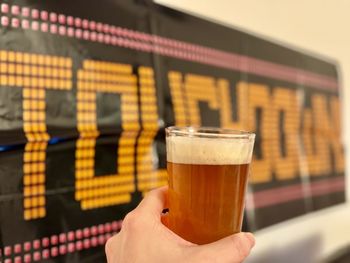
<box><xmin>166</xmin><ymin>127</ymin><xmax>255</xmax><ymax>245</ymax></box>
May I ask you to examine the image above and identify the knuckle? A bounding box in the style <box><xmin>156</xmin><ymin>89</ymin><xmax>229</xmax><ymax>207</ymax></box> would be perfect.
<box><xmin>105</xmin><ymin>235</ymin><xmax>114</xmax><ymax>255</ymax></box>
<box><xmin>230</xmin><ymin>235</ymin><xmax>252</xmax><ymax>260</ymax></box>
<box><xmin>122</xmin><ymin>211</ymin><xmax>142</xmax><ymax>231</ymax></box>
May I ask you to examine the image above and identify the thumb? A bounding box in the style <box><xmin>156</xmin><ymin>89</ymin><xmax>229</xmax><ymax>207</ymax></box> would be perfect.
<box><xmin>189</xmin><ymin>232</ymin><xmax>255</xmax><ymax>263</ymax></box>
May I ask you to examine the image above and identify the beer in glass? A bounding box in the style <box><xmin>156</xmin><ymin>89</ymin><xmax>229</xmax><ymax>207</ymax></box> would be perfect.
<box><xmin>166</xmin><ymin>127</ymin><xmax>255</xmax><ymax>245</ymax></box>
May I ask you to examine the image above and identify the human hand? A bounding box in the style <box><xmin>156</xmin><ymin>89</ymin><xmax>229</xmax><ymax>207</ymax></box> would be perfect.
<box><xmin>105</xmin><ymin>186</ymin><xmax>255</xmax><ymax>263</ymax></box>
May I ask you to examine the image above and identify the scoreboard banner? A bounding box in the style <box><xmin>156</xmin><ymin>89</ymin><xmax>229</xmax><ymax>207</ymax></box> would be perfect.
<box><xmin>0</xmin><ymin>0</ymin><xmax>345</xmax><ymax>262</ymax></box>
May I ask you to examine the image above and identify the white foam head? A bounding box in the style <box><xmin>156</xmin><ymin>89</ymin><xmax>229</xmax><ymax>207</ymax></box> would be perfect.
<box><xmin>166</xmin><ymin>135</ymin><xmax>254</xmax><ymax>165</ymax></box>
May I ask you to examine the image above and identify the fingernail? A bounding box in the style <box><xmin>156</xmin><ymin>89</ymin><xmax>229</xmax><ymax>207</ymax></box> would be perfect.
<box><xmin>243</xmin><ymin>232</ymin><xmax>255</xmax><ymax>247</ymax></box>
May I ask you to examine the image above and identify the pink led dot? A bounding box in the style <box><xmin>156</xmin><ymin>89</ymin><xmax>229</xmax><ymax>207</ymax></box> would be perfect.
<box><xmin>1</xmin><ymin>4</ymin><xmax>9</xmax><ymax>13</ymax></box>
<box><xmin>67</xmin><ymin>231</ymin><xmax>75</xmax><ymax>241</ymax></box>
<box><xmin>90</xmin><ymin>237</ymin><xmax>98</xmax><ymax>247</ymax></box>
<box><xmin>49</xmin><ymin>12</ymin><xmax>57</xmax><ymax>22</ymax></box>
<box><xmin>91</xmin><ymin>226</ymin><xmax>98</xmax><ymax>235</ymax></box>
<box><xmin>42</xmin><ymin>249</ymin><xmax>50</xmax><ymax>259</ymax></box>
<box><xmin>97</xmin><ymin>33</ymin><xmax>103</xmax><ymax>42</ymax></box>
<box><xmin>104</xmin><ymin>35</ymin><xmax>110</xmax><ymax>44</ymax></box>
<box><xmin>58</xmin><ymin>26</ymin><xmax>66</xmax><ymax>35</ymax></box>
<box><xmin>59</xmin><ymin>245</ymin><xmax>67</xmax><ymax>255</ymax></box>
<box><xmin>90</xmin><ymin>32</ymin><xmax>97</xmax><ymax>41</ymax></box>
<box><xmin>109</xmin><ymin>25</ymin><xmax>115</xmax><ymax>34</ymax></box>
<box><xmin>67</xmin><ymin>16</ymin><xmax>73</xmax><ymax>26</ymax></box>
<box><xmin>75</xmin><ymin>229</ymin><xmax>83</xmax><ymax>239</ymax></box>
<box><xmin>24</xmin><ymin>254</ymin><xmax>31</xmax><ymax>263</ymax></box>
<box><xmin>82</xmin><ymin>19</ymin><xmax>88</xmax><ymax>28</ymax></box>
<box><xmin>50</xmin><ymin>24</ymin><xmax>57</xmax><ymax>34</ymax></box>
<box><xmin>58</xmin><ymin>14</ymin><xmax>65</xmax><ymax>24</ymax></box>
<box><xmin>42</xmin><ymin>237</ymin><xmax>50</xmax><ymax>247</ymax></box>
<box><xmin>83</xmin><ymin>239</ymin><xmax>90</xmax><ymax>249</ymax></box>
<box><xmin>111</xmin><ymin>221</ymin><xmax>118</xmax><ymax>231</ymax></box>
<box><xmin>50</xmin><ymin>247</ymin><xmax>58</xmax><ymax>257</ymax></box>
<box><xmin>89</xmin><ymin>21</ymin><xmax>96</xmax><ymax>30</ymax></box>
<box><xmin>111</xmin><ymin>36</ymin><xmax>117</xmax><ymax>45</ymax></box>
<box><xmin>98</xmin><ymin>235</ymin><xmax>106</xmax><ymax>245</ymax></box>
<box><xmin>1</xmin><ymin>16</ymin><xmax>9</xmax><ymax>27</ymax></box>
<box><xmin>74</xmin><ymin>17</ymin><xmax>81</xmax><ymax>27</ymax></box>
<box><xmin>105</xmin><ymin>223</ymin><xmax>112</xmax><ymax>232</ymax></box>
<box><xmin>83</xmin><ymin>227</ymin><xmax>90</xmax><ymax>237</ymax></box>
<box><xmin>22</xmin><ymin>7</ymin><xmax>29</xmax><ymax>17</ymax></box>
<box><xmin>24</xmin><ymin>242</ymin><xmax>31</xmax><ymax>252</ymax></box>
<box><xmin>50</xmin><ymin>235</ymin><xmax>58</xmax><ymax>245</ymax></box>
<box><xmin>4</xmin><ymin>246</ymin><xmax>12</xmax><ymax>256</ymax></box>
<box><xmin>41</xmin><ymin>23</ymin><xmax>48</xmax><ymax>32</ymax></box>
<box><xmin>33</xmin><ymin>252</ymin><xmax>41</xmax><ymax>261</ymax></box>
<box><xmin>22</xmin><ymin>19</ymin><xmax>29</xmax><ymax>29</ymax></box>
<box><xmin>31</xmin><ymin>21</ymin><xmax>39</xmax><ymax>31</ymax></box>
<box><xmin>75</xmin><ymin>29</ymin><xmax>82</xmax><ymax>38</ymax></box>
<box><xmin>11</xmin><ymin>5</ymin><xmax>20</xmax><ymax>15</ymax></box>
<box><xmin>67</xmin><ymin>27</ymin><xmax>74</xmax><ymax>37</ymax></box>
<box><xmin>103</xmin><ymin>24</ymin><xmax>109</xmax><ymax>33</ymax></box>
<box><xmin>14</xmin><ymin>244</ymin><xmax>21</xmax><ymax>254</ymax></box>
<box><xmin>31</xmin><ymin>9</ymin><xmax>39</xmax><ymax>19</ymax></box>
<box><xmin>96</xmin><ymin>22</ymin><xmax>102</xmax><ymax>32</ymax></box>
<box><xmin>83</xmin><ymin>30</ymin><xmax>89</xmax><ymax>40</ymax></box>
<box><xmin>76</xmin><ymin>241</ymin><xmax>83</xmax><ymax>251</ymax></box>
<box><xmin>68</xmin><ymin>243</ymin><xmax>75</xmax><ymax>253</ymax></box>
<box><xmin>14</xmin><ymin>256</ymin><xmax>22</xmax><ymax>263</ymax></box>
<box><xmin>105</xmin><ymin>233</ymin><xmax>112</xmax><ymax>240</ymax></box>
<box><xmin>5</xmin><ymin>259</ymin><xmax>12</xmax><ymax>263</ymax></box>
<box><xmin>59</xmin><ymin>233</ymin><xmax>66</xmax><ymax>243</ymax></box>
<box><xmin>40</xmin><ymin>11</ymin><xmax>48</xmax><ymax>20</ymax></box>
<box><xmin>33</xmin><ymin>240</ymin><xmax>40</xmax><ymax>250</ymax></box>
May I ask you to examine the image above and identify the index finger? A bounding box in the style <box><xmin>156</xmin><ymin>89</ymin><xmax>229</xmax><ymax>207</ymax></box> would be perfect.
<box><xmin>136</xmin><ymin>186</ymin><xmax>168</xmax><ymax>217</ymax></box>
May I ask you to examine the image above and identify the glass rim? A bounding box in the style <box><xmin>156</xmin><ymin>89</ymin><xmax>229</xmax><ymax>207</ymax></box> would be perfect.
<box><xmin>165</xmin><ymin>126</ymin><xmax>255</xmax><ymax>140</ymax></box>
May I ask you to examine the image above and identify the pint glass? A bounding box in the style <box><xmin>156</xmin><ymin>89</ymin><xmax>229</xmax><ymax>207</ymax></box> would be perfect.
<box><xmin>165</xmin><ymin>127</ymin><xmax>255</xmax><ymax>244</ymax></box>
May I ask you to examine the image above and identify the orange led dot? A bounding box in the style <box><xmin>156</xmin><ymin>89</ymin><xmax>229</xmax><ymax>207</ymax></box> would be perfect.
<box><xmin>31</xmin><ymin>208</ymin><xmax>39</xmax><ymax>219</ymax></box>
<box><xmin>38</xmin><ymin>174</ymin><xmax>45</xmax><ymax>183</ymax></box>
<box><xmin>24</xmin><ymin>198</ymin><xmax>31</xmax><ymax>209</ymax></box>
<box><xmin>24</xmin><ymin>209</ymin><xmax>32</xmax><ymax>220</ymax></box>
<box><xmin>8</xmin><ymin>63</ymin><xmax>15</xmax><ymax>74</ymax></box>
<box><xmin>44</xmin><ymin>56</ymin><xmax>51</xmax><ymax>65</ymax></box>
<box><xmin>31</xmin><ymin>54</ymin><xmax>38</xmax><ymax>64</ymax></box>
<box><xmin>23</xmin><ymin>163</ymin><xmax>31</xmax><ymax>174</ymax></box>
<box><xmin>37</xmin><ymin>89</ymin><xmax>45</xmax><ymax>98</ymax></box>
<box><xmin>8</xmin><ymin>51</ymin><xmax>15</xmax><ymax>62</ymax></box>
<box><xmin>52</xmin><ymin>56</ymin><xmax>59</xmax><ymax>66</ymax></box>
<box><xmin>23</xmin><ymin>175</ymin><xmax>31</xmax><ymax>185</ymax></box>
<box><xmin>38</xmin><ymin>123</ymin><xmax>46</xmax><ymax>133</ymax></box>
<box><xmin>16</xmin><ymin>52</ymin><xmax>23</xmax><ymax>62</ymax></box>
<box><xmin>38</xmin><ymin>163</ymin><xmax>45</xmax><ymax>172</ymax></box>
<box><xmin>31</xmin><ymin>78</ymin><xmax>39</xmax><ymax>87</ymax></box>
<box><xmin>31</xmin><ymin>175</ymin><xmax>38</xmax><ymax>184</ymax></box>
<box><xmin>0</xmin><ymin>50</ymin><xmax>8</xmax><ymax>61</ymax></box>
<box><xmin>31</xmin><ymin>186</ymin><xmax>38</xmax><ymax>196</ymax></box>
<box><xmin>31</xmin><ymin>197</ymin><xmax>38</xmax><ymax>207</ymax></box>
<box><xmin>38</xmin><ymin>55</ymin><xmax>45</xmax><ymax>65</ymax></box>
<box><xmin>8</xmin><ymin>76</ymin><xmax>15</xmax><ymax>86</ymax></box>
<box><xmin>0</xmin><ymin>62</ymin><xmax>7</xmax><ymax>73</ymax></box>
<box><xmin>23</xmin><ymin>53</ymin><xmax>30</xmax><ymax>63</ymax></box>
<box><xmin>24</xmin><ymin>187</ymin><xmax>31</xmax><ymax>197</ymax></box>
<box><xmin>0</xmin><ymin>75</ymin><xmax>7</xmax><ymax>85</ymax></box>
<box><xmin>38</xmin><ymin>207</ymin><xmax>46</xmax><ymax>217</ymax></box>
<box><xmin>38</xmin><ymin>196</ymin><xmax>45</xmax><ymax>206</ymax></box>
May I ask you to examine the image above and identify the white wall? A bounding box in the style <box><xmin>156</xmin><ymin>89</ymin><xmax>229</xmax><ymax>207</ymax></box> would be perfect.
<box><xmin>156</xmin><ymin>0</ymin><xmax>350</xmax><ymax>261</ymax></box>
